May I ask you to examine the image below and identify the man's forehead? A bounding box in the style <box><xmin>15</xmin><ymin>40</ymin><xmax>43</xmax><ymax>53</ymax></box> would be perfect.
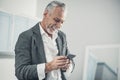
<box><xmin>53</xmin><ymin>7</ymin><xmax>65</xmax><ymax>15</ymax></box>
<box><xmin>52</xmin><ymin>7</ymin><xmax>65</xmax><ymax>18</ymax></box>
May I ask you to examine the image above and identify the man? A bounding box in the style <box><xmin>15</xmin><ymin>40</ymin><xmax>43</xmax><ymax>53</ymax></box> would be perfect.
<box><xmin>15</xmin><ymin>1</ymin><xmax>75</xmax><ymax>80</ymax></box>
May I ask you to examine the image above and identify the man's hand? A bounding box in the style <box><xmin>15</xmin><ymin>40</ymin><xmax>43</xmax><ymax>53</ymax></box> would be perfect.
<box><xmin>61</xmin><ymin>59</ymin><xmax>71</xmax><ymax>71</ymax></box>
<box><xmin>45</xmin><ymin>56</ymin><xmax>68</xmax><ymax>73</ymax></box>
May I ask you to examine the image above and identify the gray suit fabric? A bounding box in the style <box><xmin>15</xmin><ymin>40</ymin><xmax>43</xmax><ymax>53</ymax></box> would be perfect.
<box><xmin>15</xmin><ymin>23</ymin><xmax>74</xmax><ymax>80</ymax></box>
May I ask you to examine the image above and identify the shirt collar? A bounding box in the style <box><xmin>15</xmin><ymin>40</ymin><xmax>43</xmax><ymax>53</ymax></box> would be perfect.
<box><xmin>39</xmin><ymin>22</ymin><xmax>46</xmax><ymax>35</ymax></box>
<box><xmin>39</xmin><ymin>22</ymin><xmax>58</xmax><ymax>40</ymax></box>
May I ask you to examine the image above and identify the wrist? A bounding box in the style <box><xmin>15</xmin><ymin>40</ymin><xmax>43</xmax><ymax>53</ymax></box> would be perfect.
<box><xmin>45</xmin><ymin>62</ymin><xmax>52</xmax><ymax>73</ymax></box>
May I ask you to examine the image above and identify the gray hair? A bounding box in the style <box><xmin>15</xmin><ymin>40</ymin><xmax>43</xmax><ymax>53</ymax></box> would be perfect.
<box><xmin>45</xmin><ymin>1</ymin><xmax>67</xmax><ymax>14</ymax></box>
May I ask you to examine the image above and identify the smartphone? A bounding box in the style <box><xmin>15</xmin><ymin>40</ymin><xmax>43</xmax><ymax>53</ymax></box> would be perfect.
<box><xmin>67</xmin><ymin>54</ymin><xmax>76</xmax><ymax>59</ymax></box>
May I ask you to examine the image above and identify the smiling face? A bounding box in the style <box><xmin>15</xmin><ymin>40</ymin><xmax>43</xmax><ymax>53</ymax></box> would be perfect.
<box><xmin>41</xmin><ymin>6</ymin><xmax>65</xmax><ymax>37</ymax></box>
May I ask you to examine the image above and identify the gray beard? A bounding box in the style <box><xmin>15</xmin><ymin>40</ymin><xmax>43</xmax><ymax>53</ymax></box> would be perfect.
<box><xmin>46</xmin><ymin>24</ymin><xmax>58</xmax><ymax>35</ymax></box>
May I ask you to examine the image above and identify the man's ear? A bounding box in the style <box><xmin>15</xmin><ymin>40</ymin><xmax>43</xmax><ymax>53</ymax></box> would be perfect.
<box><xmin>43</xmin><ymin>10</ymin><xmax>48</xmax><ymax>16</ymax></box>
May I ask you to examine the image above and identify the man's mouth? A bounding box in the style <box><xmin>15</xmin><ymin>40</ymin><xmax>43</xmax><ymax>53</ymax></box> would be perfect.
<box><xmin>49</xmin><ymin>24</ymin><xmax>58</xmax><ymax>32</ymax></box>
<box><xmin>46</xmin><ymin>24</ymin><xmax>58</xmax><ymax>35</ymax></box>
<box><xmin>51</xmin><ymin>26</ymin><xmax>56</xmax><ymax>31</ymax></box>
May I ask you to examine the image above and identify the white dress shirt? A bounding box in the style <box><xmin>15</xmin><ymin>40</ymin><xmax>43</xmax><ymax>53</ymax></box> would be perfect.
<box><xmin>37</xmin><ymin>23</ymin><xmax>73</xmax><ymax>80</ymax></box>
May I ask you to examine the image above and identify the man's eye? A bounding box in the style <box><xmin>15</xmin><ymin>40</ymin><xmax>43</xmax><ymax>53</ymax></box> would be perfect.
<box><xmin>54</xmin><ymin>18</ymin><xmax>60</xmax><ymax>22</ymax></box>
<box><xmin>54</xmin><ymin>18</ymin><xmax>64</xmax><ymax>24</ymax></box>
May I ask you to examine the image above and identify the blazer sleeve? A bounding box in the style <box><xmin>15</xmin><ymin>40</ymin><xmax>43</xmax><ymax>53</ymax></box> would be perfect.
<box><xmin>59</xmin><ymin>31</ymin><xmax>75</xmax><ymax>72</ymax></box>
<box><xmin>64</xmin><ymin>40</ymin><xmax>75</xmax><ymax>73</ymax></box>
<box><xmin>15</xmin><ymin>32</ymin><xmax>39</xmax><ymax>80</ymax></box>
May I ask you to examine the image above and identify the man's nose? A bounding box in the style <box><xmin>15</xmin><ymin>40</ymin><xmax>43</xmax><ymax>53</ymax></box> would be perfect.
<box><xmin>55</xmin><ymin>22</ymin><xmax>62</xmax><ymax>28</ymax></box>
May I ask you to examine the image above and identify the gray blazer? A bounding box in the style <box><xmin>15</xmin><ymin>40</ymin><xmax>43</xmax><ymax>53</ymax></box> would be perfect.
<box><xmin>15</xmin><ymin>23</ymin><xmax>74</xmax><ymax>80</ymax></box>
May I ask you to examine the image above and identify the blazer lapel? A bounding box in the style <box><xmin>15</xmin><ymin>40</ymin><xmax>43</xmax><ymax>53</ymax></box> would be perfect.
<box><xmin>32</xmin><ymin>23</ymin><xmax>46</xmax><ymax>63</ymax></box>
<box><xmin>56</xmin><ymin>35</ymin><xmax>62</xmax><ymax>56</ymax></box>
<box><xmin>56</xmin><ymin>32</ymin><xmax>67</xmax><ymax>56</ymax></box>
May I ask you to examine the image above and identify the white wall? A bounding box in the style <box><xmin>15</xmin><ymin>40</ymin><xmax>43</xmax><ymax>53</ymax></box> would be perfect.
<box><xmin>0</xmin><ymin>0</ymin><xmax>120</xmax><ymax>80</ymax></box>
<box><xmin>0</xmin><ymin>58</ymin><xmax>17</xmax><ymax>80</ymax></box>
<box><xmin>60</xmin><ymin>0</ymin><xmax>120</xmax><ymax>80</ymax></box>
<box><xmin>0</xmin><ymin>0</ymin><xmax>37</xmax><ymax>18</ymax></box>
